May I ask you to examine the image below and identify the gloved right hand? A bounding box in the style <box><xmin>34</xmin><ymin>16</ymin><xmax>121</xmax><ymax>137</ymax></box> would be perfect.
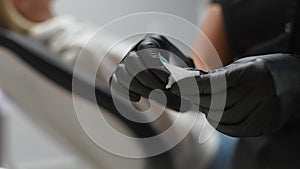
<box><xmin>171</xmin><ymin>54</ymin><xmax>300</xmax><ymax>137</ymax></box>
<box><xmin>110</xmin><ymin>34</ymin><xmax>193</xmax><ymax>112</ymax></box>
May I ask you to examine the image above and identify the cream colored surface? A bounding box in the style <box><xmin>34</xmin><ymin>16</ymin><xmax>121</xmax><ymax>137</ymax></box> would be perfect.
<box><xmin>0</xmin><ymin>0</ymin><xmax>36</xmax><ymax>33</ymax></box>
<box><xmin>29</xmin><ymin>16</ymin><xmax>136</xmax><ymax>84</ymax></box>
<box><xmin>0</xmin><ymin>47</ymin><xmax>146</xmax><ymax>169</ymax></box>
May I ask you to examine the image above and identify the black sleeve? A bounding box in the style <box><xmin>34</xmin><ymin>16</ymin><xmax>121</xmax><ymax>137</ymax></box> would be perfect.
<box><xmin>211</xmin><ymin>0</ymin><xmax>221</xmax><ymax>4</ymax></box>
<box><xmin>212</xmin><ymin>0</ymin><xmax>296</xmax><ymax>58</ymax></box>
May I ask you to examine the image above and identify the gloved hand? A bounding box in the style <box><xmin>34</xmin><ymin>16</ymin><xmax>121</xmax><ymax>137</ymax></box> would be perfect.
<box><xmin>110</xmin><ymin>34</ymin><xmax>193</xmax><ymax>111</ymax></box>
<box><xmin>131</xmin><ymin>34</ymin><xmax>195</xmax><ymax>67</ymax></box>
<box><xmin>171</xmin><ymin>54</ymin><xmax>300</xmax><ymax>137</ymax></box>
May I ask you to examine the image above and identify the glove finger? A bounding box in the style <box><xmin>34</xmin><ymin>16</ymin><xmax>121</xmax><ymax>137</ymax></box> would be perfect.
<box><xmin>220</xmin><ymin>80</ymin><xmax>276</xmax><ymax>125</ymax></box>
<box><xmin>115</xmin><ymin>53</ymin><xmax>191</xmax><ymax>111</ymax></box>
<box><xmin>140</xmin><ymin>34</ymin><xmax>194</xmax><ymax>67</ymax></box>
<box><xmin>205</xmin><ymin>61</ymin><xmax>275</xmax><ymax>124</ymax></box>
<box><xmin>197</xmin><ymin>84</ymin><xmax>249</xmax><ymax>112</ymax></box>
<box><xmin>170</xmin><ymin>74</ymin><xmax>210</xmax><ymax>98</ymax></box>
<box><xmin>166</xmin><ymin>95</ymin><xmax>192</xmax><ymax>112</ymax></box>
<box><xmin>124</xmin><ymin>52</ymin><xmax>166</xmax><ymax>90</ymax></box>
<box><xmin>144</xmin><ymin>34</ymin><xmax>187</xmax><ymax>60</ymax></box>
<box><xmin>148</xmin><ymin>88</ymin><xmax>192</xmax><ymax>112</ymax></box>
<box><xmin>114</xmin><ymin>64</ymin><xmax>154</xmax><ymax>101</ymax></box>
<box><xmin>110</xmin><ymin>73</ymin><xmax>141</xmax><ymax>102</ymax></box>
<box><xmin>206</xmin><ymin>88</ymin><xmax>262</xmax><ymax>126</ymax></box>
<box><xmin>137</xmin><ymin>38</ymin><xmax>159</xmax><ymax>50</ymax></box>
<box><xmin>209</xmin><ymin>98</ymin><xmax>279</xmax><ymax>137</ymax></box>
<box><xmin>113</xmin><ymin>66</ymin><xmax>191</xmax><ymax>112</ymax></box>
<box><xmin>196</xmin><ymin>86</ymin><xmax>255</xmax><ymax>122</ymax></box>
<box><xmin>137</xmin><ymin>48</ymin><xmax>170</xmax><ymax>84</ymax></box>
<box><xmin>165</xmin><ymin>83</ymin><xmax>192</xmax><ymax>112</ymax></box>
<box><xmin>129</xmin><ymin>34</ymin><xmax>161</xmax><ymax>52</ymax></box>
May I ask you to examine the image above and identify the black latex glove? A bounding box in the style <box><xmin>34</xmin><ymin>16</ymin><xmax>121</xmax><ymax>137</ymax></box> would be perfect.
<box><xmin>131</xmin><ymin>34</ymin><xmax>195</xmax><ymax>68</ymax></box>
<box><xmin>110</xmin><ymin>34</ymin><xmax>193</xmax><ymax>112</ymax></box>
<box><xmin>171</xmin><ymin>54</ymin><xmax>300</xmax><ymax>137</ymax></box>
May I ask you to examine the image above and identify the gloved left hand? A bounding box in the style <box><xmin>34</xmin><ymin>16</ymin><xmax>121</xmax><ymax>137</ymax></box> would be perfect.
<box><xmin>110</xmin><ymin>34</ymin><xmax>193</xmax><ymax>112</ymax></box>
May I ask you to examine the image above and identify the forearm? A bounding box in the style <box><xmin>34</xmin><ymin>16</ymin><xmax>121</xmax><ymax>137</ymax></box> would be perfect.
<box><xmin>192</xmin><ymin>4</ymin><xmax>233</xmax><ymax>71</ymax></box>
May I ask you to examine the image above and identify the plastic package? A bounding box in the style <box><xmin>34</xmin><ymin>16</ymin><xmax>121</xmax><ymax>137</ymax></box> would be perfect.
<box><xmin>159</xmin><ymin>53</ymin><xmax>199</xmax><ymax>89</ymax></box>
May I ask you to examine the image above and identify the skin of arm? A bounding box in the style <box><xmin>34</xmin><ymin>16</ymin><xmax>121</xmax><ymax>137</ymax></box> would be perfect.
<box><xmin>13</xmin><ymin>0</ymin><xmax>54</xmax><ymax>22</ymax></box>
<box><xmin>0</xmin><ymin>0</ymin><xmax>53</xmax><ymax>33</ymax></box>
<box><xmin>192</xmin><ymin>3</ymin><xmax>233</xmax><ymax>71</ymax></box>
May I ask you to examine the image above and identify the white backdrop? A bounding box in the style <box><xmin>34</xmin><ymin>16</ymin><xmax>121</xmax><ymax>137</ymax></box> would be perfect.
<box><xmin>53</xmin><ymin>0</ymin><xmax>210</xmax><ymax>55</ymax></box>
<box><xmin>53</xmin><ymin>0</ymin><xmax>209</xmax><ymax>28</ymax></box>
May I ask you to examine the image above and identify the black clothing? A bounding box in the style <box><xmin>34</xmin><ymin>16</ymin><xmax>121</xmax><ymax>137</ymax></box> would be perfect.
<box><xmin>212</xmin><ymin>0</ymin><xmax>300</xmax><ymax>168</ymax></box>
<box><xmin>213</xmin><ymin>0</ymin><xmax>297</xmax><ymax>58</ymax></box>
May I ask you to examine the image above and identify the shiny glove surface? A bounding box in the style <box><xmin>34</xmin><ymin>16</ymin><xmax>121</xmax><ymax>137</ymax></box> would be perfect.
<box><xmin>171</xmin><ymin>54</ymin><xmax>300</xmax><ymax>137</ymax></box>
<box><xmin>110</xmin><ymin>34</ymin><xmax>193</xmax><ymax>111</ymax></box>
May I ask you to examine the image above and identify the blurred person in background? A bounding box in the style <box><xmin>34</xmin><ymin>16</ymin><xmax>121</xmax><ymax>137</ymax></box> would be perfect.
<box><xmin>0</xmin><ymin>0</ymin><xmax>53</xmax><ymax>33</ymax></box>
<box><xmin>0</xmin><ymin>0</ymin><xmax>102</xmax><ymax>65</ymax></box>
